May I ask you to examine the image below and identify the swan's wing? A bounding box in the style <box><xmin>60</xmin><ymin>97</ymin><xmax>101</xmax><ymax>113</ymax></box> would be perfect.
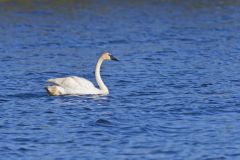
<box><xmin>71</xmin><ymin>76</ymin><xmax>96</xmax><ymax>89</ymax></box>
<box><xmin>48</xmin><ymin>76</ymin><xmax>96</xmax><ymax>90</ymax></box>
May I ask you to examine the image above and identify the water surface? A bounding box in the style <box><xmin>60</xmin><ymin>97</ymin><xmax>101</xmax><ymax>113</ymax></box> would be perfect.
<box><xmin>1</xmin><ymin>1</ymin><xmax>240</xmax><ymax>159</ymax></box>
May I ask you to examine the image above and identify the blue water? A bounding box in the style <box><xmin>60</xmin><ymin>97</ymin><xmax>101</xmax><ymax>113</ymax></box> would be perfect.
<box><xmin>1</xmin><ymin>1</ymin><xmax>240</xmax><ymax>159</ymax></box>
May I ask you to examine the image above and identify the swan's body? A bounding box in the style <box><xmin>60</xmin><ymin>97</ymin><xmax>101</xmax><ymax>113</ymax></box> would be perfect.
<box><xmin>46</xmin><ymin>52</ymin><xmax>118</xmax><ymax>96</ymax></box>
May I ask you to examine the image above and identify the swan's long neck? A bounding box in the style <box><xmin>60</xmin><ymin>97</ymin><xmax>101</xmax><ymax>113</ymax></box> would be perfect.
<box><xmin>95</xmin><ymin>57</ymin><xmax>109</xmax><ymax>94</ymax></box>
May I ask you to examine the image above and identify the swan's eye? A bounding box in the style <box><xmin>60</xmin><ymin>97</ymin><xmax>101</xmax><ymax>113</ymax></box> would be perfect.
<box><xmin>106</xmin><ymin>54</ymin><xmax>111</xmax><ymax>60</ymax></box>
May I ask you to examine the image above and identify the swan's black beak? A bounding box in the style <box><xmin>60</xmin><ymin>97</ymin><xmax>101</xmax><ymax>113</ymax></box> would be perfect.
<box><xmin>110</xmin><ymin>55</ymin><xmax>119</xmax><ymax>61</ymax></box>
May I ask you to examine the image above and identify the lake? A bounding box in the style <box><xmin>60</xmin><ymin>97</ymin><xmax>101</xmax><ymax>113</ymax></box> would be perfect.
<box><xmin>0</xmin><ymin>1</ymin><xmax>240</xmax><ymax>159</ymax></box>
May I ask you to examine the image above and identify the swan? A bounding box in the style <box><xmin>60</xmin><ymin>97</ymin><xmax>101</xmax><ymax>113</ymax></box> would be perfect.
<box><xmin>45</xmin><ymin>52</ymin><xmax>119</xmax><ymax>96</ymax></box>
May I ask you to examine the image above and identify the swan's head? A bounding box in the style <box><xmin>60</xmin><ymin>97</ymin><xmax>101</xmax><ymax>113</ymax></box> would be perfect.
<box><xmin>102</xmin><ymin>52</ymin><xmax>119</xmax><ymax>61</ymax></box>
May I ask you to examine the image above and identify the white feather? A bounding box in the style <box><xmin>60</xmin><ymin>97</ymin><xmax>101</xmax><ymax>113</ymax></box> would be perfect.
<box><xmin>47</xmin><ymin>76</ymin><xmax>101</xmax><ymax>95</ymax></box>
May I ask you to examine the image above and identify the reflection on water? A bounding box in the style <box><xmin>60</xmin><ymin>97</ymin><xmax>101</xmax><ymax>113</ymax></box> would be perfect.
<box><xmin>1</xmin><ymin>0</ymin><xmax>240</xmax><ymax>159</ymax></box>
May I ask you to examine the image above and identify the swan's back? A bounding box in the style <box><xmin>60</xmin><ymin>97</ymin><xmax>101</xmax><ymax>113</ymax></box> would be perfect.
<box><xmin>47</xmin><ymin>76</ymin><xmax>101</xmax><ymax>95</ymax></box>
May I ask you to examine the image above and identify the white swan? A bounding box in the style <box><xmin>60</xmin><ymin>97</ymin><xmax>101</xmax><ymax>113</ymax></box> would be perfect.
<box><xmin>46</xmin><ymin>52</ymin><xmax>119</xmax><ymax>96</ymax></box>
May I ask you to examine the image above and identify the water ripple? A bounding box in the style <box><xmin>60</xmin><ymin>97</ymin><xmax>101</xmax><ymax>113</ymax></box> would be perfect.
<box><xmin>1</xmin><ymin>1</ymin><xmax>240</xmax><ymax>160</ymax></box>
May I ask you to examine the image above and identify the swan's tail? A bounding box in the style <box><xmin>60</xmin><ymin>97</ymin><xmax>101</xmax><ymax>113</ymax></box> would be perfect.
<box><xmin>45</xmin><ymin>86</ymin><xmax>64</xmax><ymax>96</ymax></box>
